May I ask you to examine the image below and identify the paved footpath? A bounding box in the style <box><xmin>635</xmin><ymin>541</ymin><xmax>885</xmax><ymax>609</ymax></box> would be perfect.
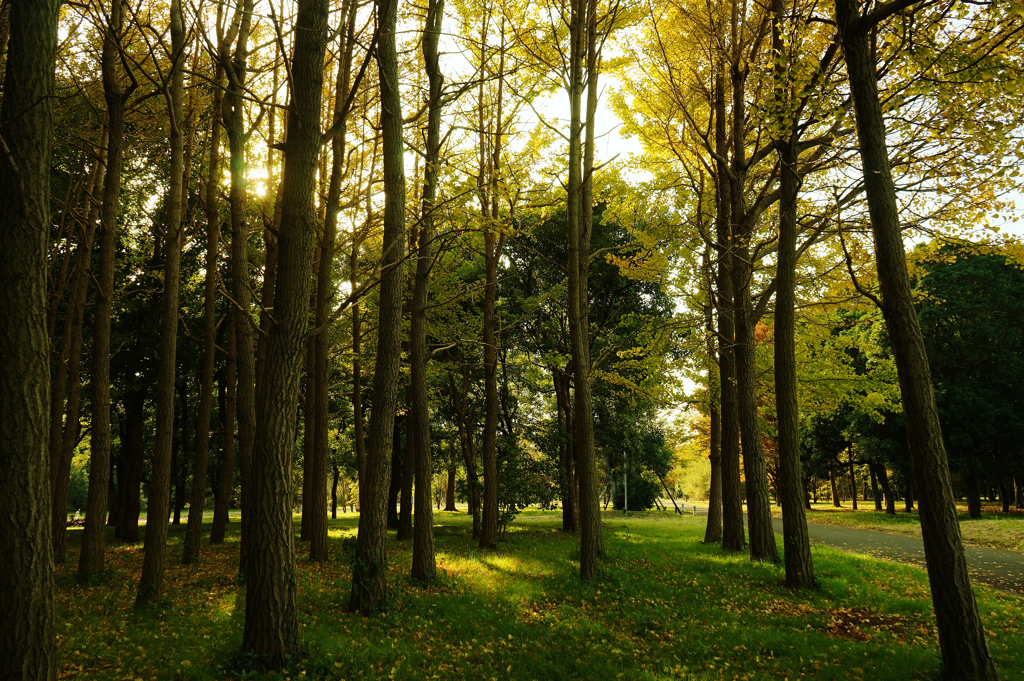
<box><xmin>680</xmin><ymin>503</ymin><xmax>1024</xmax><ymax>595</ymax></box>
<box><xmin>770</xmin><ymin>517</ymin><xmax>1024</xmax><ymax>596</ymax></box>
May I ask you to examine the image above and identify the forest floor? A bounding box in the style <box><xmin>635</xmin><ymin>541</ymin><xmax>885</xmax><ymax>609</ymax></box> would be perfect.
<box><xmin>774</xmin><ymin>504</ymin><xmax>1024</xmax><ymax>554</ymax></box>
<box><xmin>56</xmin><ymin>509</ymin><xmax>1024</xmax><ymax>680</ymax></box>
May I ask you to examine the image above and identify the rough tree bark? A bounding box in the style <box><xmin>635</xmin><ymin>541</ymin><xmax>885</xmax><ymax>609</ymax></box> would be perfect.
<box><xmin>242</xmin><ymin>0</ymin><xmax>328</xmax><ymax>661</ymax></box>
<box><xmin>0</xmin><ymin>0</ymin><xmax>58</xmax><ymax>674</ymax></box>
<box><xmin>770</xmin><ymin>0</ymin><xmax>813</xmax><ymax>584</ymax></box>
<box><xmin>350</xmin><ymin>0</ymin><xmax>406</xmax><ymax>614</ymax></box>
<box><xmin>137</xmin><ymin>0</ymin><xmax>187</xmax><ymax>606</ymax></box>
<box><xmin>835</xmin><ymin>0</ymin><xmax>997</xmax><ymax>676</ymax></box>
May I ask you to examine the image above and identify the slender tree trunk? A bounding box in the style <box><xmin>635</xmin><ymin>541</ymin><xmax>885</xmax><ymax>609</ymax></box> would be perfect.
<box><xmin>51</xmin><ymin>134</ymin><xmax>105</xmax><ymax>563</ymax></box>
<box><xmin>309</xmin><ymin>0</ymin><xmax>357</xmax><ymax>564</ymax></box>
<box><xmin>350</xmin><ymin>0</ymin><xmax>405</xmax><ymax>614</ymax></box>
<box><xmin>999</xmin><ymin>478</ymin><xmax>1012</xmax><ymax>514</ymax></box>
<box><xmin>1016</xmin><ymin>477</ymin><xmax>1023</xmax><ymax>511</ymax></box>
<box><xmin>79</xmin><ymin>0</ymin><xmax>127</xmax><ymax>581</ymax></box>
<box><xmin>331</xmin><ymin>464</ymin><xmax>339</xmax><ymax>519</ymax></box>
<box><xmin>210</xmin><ymin>317</ymin><xmax>237</xmax><ymax>544</ymax></box>
<box><xmin>835</xmin><ymin>1</ymin><xmax>996</xmax><ymax>676</ymax></box>
<box><xmin>116</xmin><ymin>392</ymin><xmax>144</xmax><ymax>543</ymax></box>
<box><xmin>411</xmin><ymin>0</ymin><xmax>444</xmax><ymax>582</ymax></box>
<box><xmin>849</xmin><ymin>458</ymin><xmax>858</xmax><ymax>511</ymax></box>
<box><xmin>221</xmin><ymin>0</ymin><xmax>257</xmax><ymax>577</ymax></box>
<box><xmin>702</xmin><ymin>247</ymin><xmax>722</xmax><ymax>542</ymax></box>
<box><xmin>300</xmin><ymin>338</ymin><xmax>316</xmax><ymax>541</ymax></box>
<box><xmin>183</xmin><ymin>64</ymin><xmax>225</xmax><ymax>565</ymax></box>
<box><xmin>242</xmin><ymin>0</ymin><xmax>328</xmax><ymax>660</ymax></box>
<box><xmin>714</xmin><ymin>71</ymin><xmax>744</xmax><ymax>553</ymax></box>
<box><xmin>398</xmin><ymin>387</ymin><xmax>414</xmax><ymax>540</ymax></box>
<box><xmin>565</xmin><ymin>0</ymin><xmax>601</xmax><ymax>578</ymax></box>
<box><xmin>444</xmin><ymin>459</ymin><xmax>457</xmax><ymax>511</ymax></box>
<box><xmin>136</xmin><ymin>0</ymin><xmax>186</xmax><ymax>606</ymax></box>
<box><xmin>451</xmin><ymin>369</ymin><xmax>480</xmax><ymax>537</ymax></box>
<box><xmin>0</xmin><ymin>0</ymin><xmax>58</xmax><ymax>673</ymax></box>
<box><xmin>871</xmin><ymin>467</ymin><xmax>882</xmax><ymax>511</ymax></box>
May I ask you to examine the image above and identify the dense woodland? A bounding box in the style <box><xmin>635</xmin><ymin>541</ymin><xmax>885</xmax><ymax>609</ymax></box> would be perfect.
<box><xmin>1</xmin><ymin>0</ymin><xmax>1023</xmax><ymax>677</ymax></box>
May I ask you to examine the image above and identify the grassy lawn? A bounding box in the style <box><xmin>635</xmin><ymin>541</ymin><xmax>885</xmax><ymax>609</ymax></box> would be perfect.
<box><xmin>56</xmin><ymin>509</ymin><xmax>1024</xmax><ymax>680</ymax></box>
<box><xmin>774</xmin><ymin>504</ymin><xmax>1024</xmax><ymax>553</ymax></box>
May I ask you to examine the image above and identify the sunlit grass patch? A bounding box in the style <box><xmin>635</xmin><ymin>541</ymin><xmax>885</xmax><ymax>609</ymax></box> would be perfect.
<box><xmin>54</xmin><ymin>508</ymin><xmax>1024</xmax><ymax>680</ymax></box>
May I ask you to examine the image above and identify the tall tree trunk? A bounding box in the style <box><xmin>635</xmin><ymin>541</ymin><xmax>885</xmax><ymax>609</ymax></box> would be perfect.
<box><xmin>0</xmin><ymin>0</ymin><xmax>58</xmax><ymax>673</ymax></box>
<box><xmin>79</xmin><ymin>0</ymin><xmax>128</xmax><ymax>581</ymax></box>
<box><xmin>51</xmin><ymin>133</ymin><xmax>106</xmax><ymax>563</ymax></box>
<box><xmin>210</xmin><ymin>317</ymin><xmax>237</xmax><ymax>544</ymax></box>
<box><xmin>566</xmin><ymin>0</ymin><xmax>601</xmax><ymax>578</ymax></box>
<box><xmin>242</xmin><ymin>0</ymin><xmax>328</xmax><ymax>660</ymax></box>
<box><xmin>770</xmin><ymin>0</ymin><xmax>812</xmax><ymax>584</ymax></box>
<box><xmin>349</xmin><ymin>0</ymin><xmax>405</xmax><ymax>615</ymax></box>
<box><xmin>729</xmin><ymin>47</ymin><xmax>777</xmax><ymax>563</ymax></box>
<box><xmin>714</xmin><ymin>71</ymin><xmax>744</xmax><ymax>553</ymax></box>
<box><xmin>411</xmin><ymin>0</ymin><xmax>444</xmax><ymax>582</ymax></box>
<box><xmin>184</xmin><ymin>70</ymin><xmax>225</xmax><ymax>563</ymax></box>
<box><xmin>835</xmin><ymin>1</ymin><xmax>996</xmax><ymax>676</ymax></box>
<box><xmin>308</xmin><ymin>0</ymin><xmax>357</xmax><ymax>563</ymax></box>
<box><xmin>137</xmin><ymin>0</ymin><xmax>186</xmax><ymax>606</ymax></box>
<box><xmin>221</xmin><ymin>0</ymin><xmax>257</xmax><ymax>577</ymax></box>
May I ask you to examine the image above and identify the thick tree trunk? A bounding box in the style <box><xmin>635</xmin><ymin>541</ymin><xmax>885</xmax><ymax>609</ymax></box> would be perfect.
<box><xmin>966</xmin><ymin>476</ymin><xmax>982</xmax><ymax>520</ymax></box>
<box><xmin>350</xmin><ymin>0</ymin><xmax>405</xmax><ymax>614</ymax></box>
<box><xmin>836</xmin><ymin>1</ymin><xmax>996</xmax><ymax>676</ymax></box>
<box><xmin>183</xmin><ymin>64</ymin><xmax>224</xmax><ymax>564</ymax></box>
<box><xmin>0</xmin><ymin>0</ymin><xmax>58</xmax><ymax>673</ymax></box>
<box><xmin>999</xmin><ymin>478</ymin><xmax>1012</xmax><ymax>514</ymax></box>
<box><xmin>136</xmin><ymin>0</ymin><xmax>186</xmax><ymax>607</ymax></box>
<box><xmin>398</xmin><ymin>388</ymin><xmax>414</xmax><ymax>541</ymax></box>
<box><xmin>242</xmin><ymin>0</ymin><xmax>327</xmax><ymax>660</ymax></box>
<box><xmin>210</xmin><ymin>318</ymin><xmax>237</xmax><ymax>544</ymax></box>
<box><xmin>79</xmin><ymin>0</ymin><xmax>127</xmax><ymax>581</ymax></box>
<box><xmin>728</xmin><ymin>43</ymin><xmax>776</xmax><ymax>564</ymax></box>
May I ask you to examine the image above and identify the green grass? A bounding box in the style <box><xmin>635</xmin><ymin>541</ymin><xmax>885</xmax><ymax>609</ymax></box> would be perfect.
<box><xmin>782</xmin><ymin>503</ymin><xmax>1024</xmax><ymax>553</ymax></box>
<box><xmin>56</xmin><ymin>509</ymin><xmax>1024</xmax><ymax>680</ymax></box>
